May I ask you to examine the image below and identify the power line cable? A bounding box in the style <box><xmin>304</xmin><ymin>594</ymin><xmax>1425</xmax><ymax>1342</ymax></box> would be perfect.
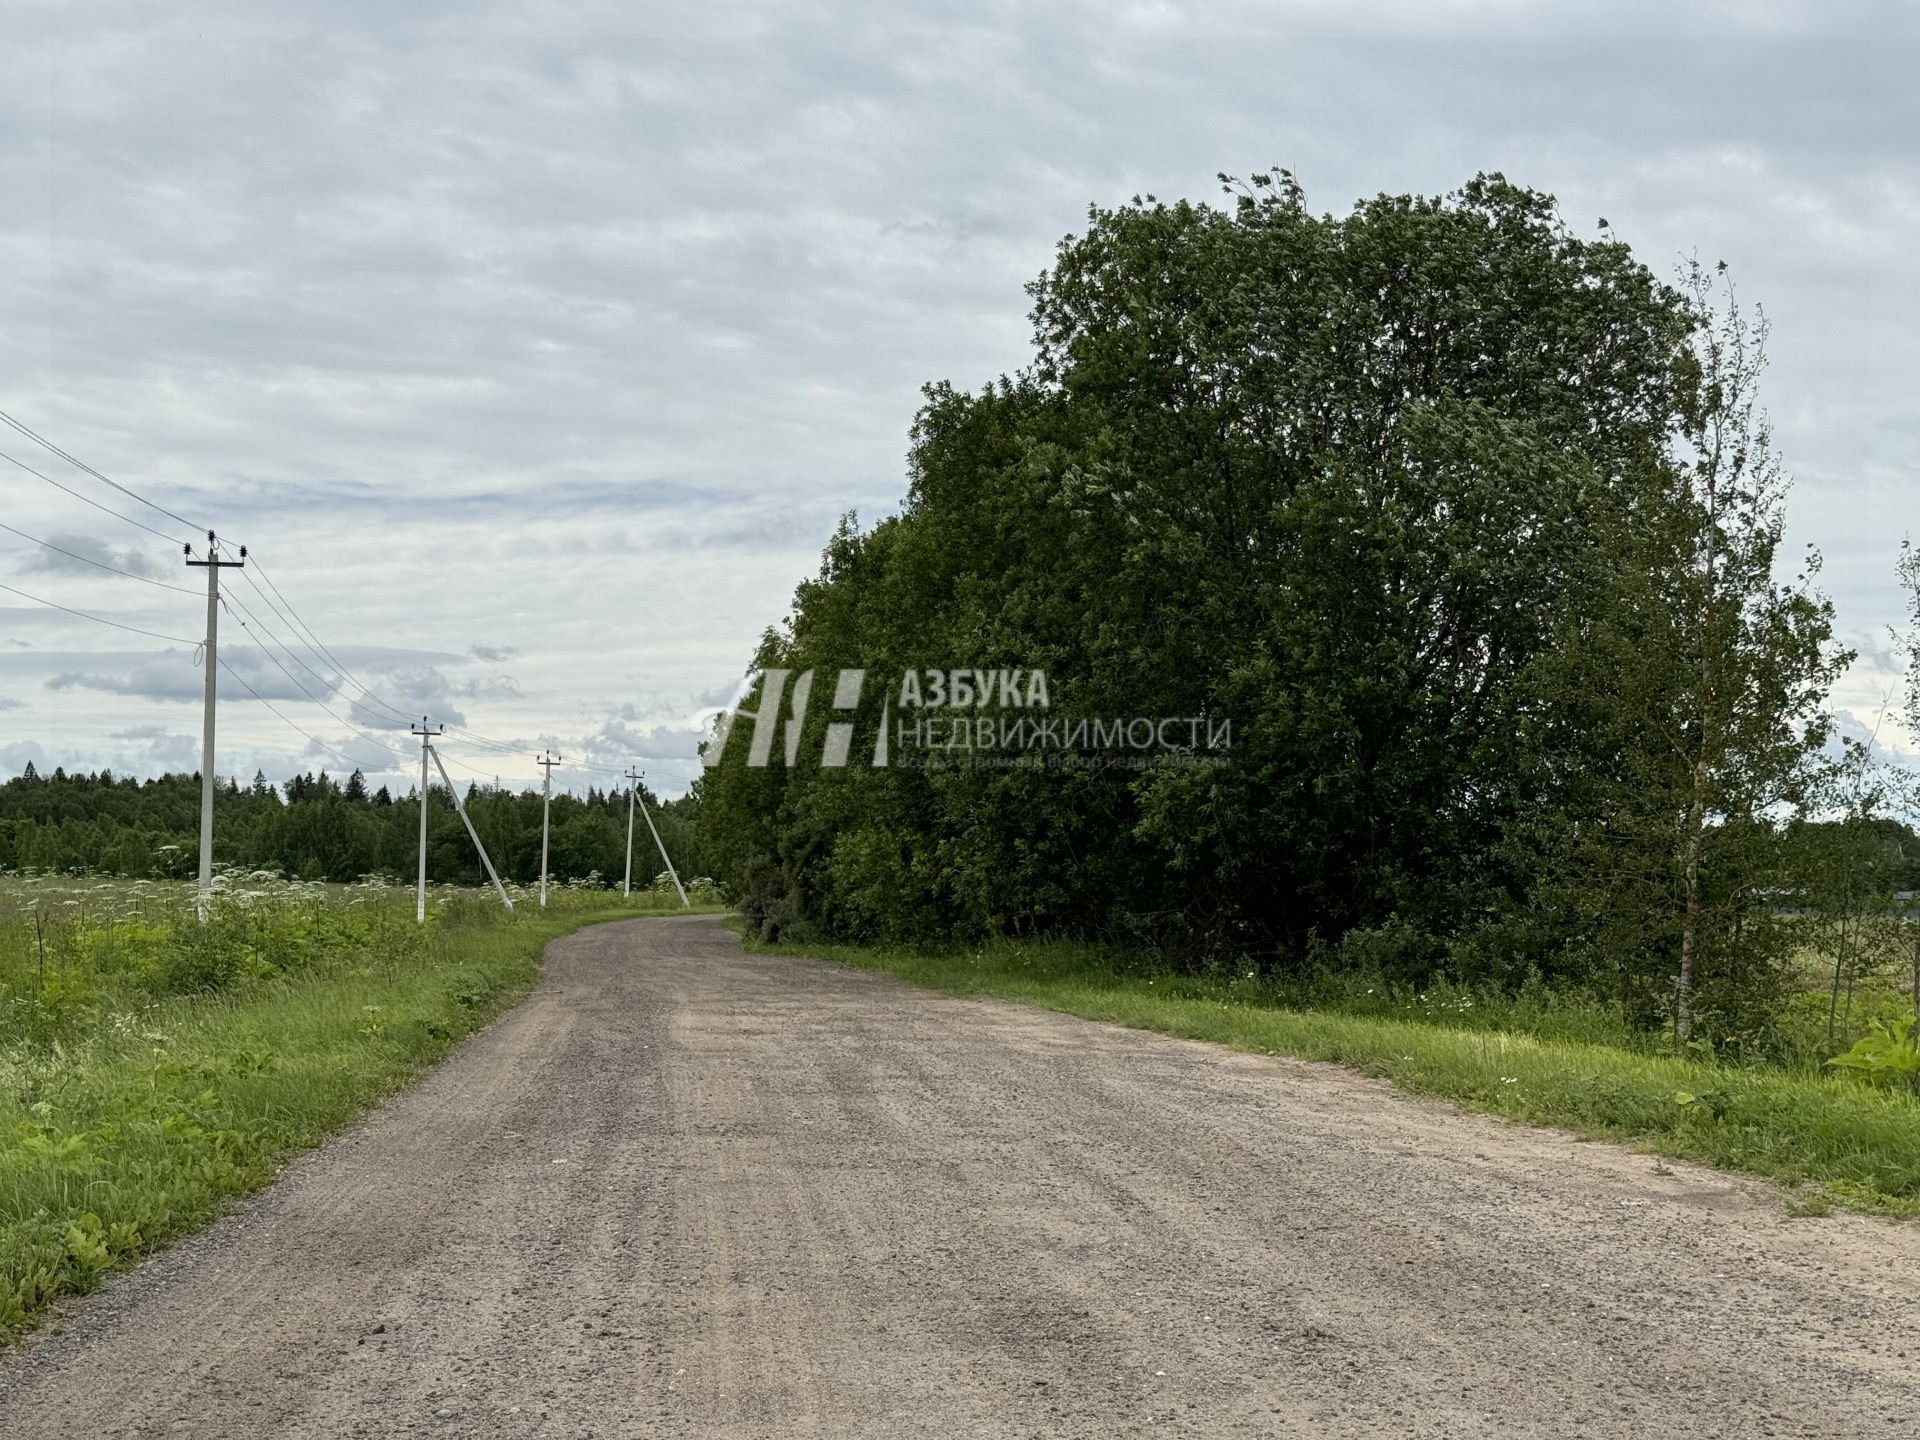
<box><xmin>239</xmin><ymin>559</ymin><xmax>420</xmax><ymax>723</ymax></box>
<box><xmin>218</xmin><ymin>589</ymin><xmax>515</xmax><ymax>784</ymax></box>
<box><xmin>1</xmin><ymin>412</ymin><xmax>603</xmax><ymax>773</ymax></box>
<box><xmin>1</xmin><ymin>571</ymin><xmax>395</xmax><ymax>774</ymax></box>
<box><xmin>239</xmin><ymin>562</ymin><xmax>533</xmax><ymax>757</ymax></box>
<box><xmin>435</xmin><ymin>749</ymin><xmax>502</xmax><ymax>780</ymax></box>
<box><xmin>216</xmin><ymin>594</ymin><xmax>414</xmax><ymax>764</ymax></box>
<box><xmin>240</xmin><ymin>556</ymin><xmax>545</xmax><ymax>758</ymax></box>
<box><xmin>220</xmin><ymin>584</ymin><xmax>355</xmax><ymax>710</ymax></box>
<box><xmin>0</xmin><ymin>576</ymin><xmax>199</xmax><ymax>646</ymax></box>
<box><xmin>0</xmin><ymin>407</ymin><xmax>204</xmax><ymax>535</ymax></box>
<box><xmin>232</xmin><ymin>564</ymin><xmax>414</xmax><ymax>725</ymax></box>
<box><xmin>0</xmin><ymin>520</ymin><xmax>200</xmax><ymax>595</ymax></box>
<box><xmin>0</xmin><ymin>447</ymin><xmax>193</xmax><ymax>547</ymax></box>
<box><xmin>216</xmin><ymin>658</ymin><xmax>372</xmax><ymax>772</ymax></box>
<box><xmin>445</xmin><ymin>724</ymin><xmax>539</xmax><ymax>757</ymax></box>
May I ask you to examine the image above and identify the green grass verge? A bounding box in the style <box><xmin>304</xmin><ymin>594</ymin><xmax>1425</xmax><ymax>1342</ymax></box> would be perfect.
<box><xmin>744</xmin><ymin>931</ymin><xmax>1920</xmax><ymax>1218</ymax></box>
<box><xmin>0</xmin><ymin>902</ymin><xmax>635</xmax><ymax>1340</ymax></box>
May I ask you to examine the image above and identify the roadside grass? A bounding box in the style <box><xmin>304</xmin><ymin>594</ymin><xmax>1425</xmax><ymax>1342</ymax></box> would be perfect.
<box><xmin>744</xmin><ymin>932</ymin><xmax>1920</xmax><ymax>1217</ymax></box>
<box><xmin>0</xmin><ymin>878</ymin><xmax>696</xmax><ymax>1341</ymax></box>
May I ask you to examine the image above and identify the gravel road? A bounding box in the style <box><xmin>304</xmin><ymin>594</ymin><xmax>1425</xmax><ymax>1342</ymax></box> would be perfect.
<box><xmin>3</xmin><ymin>914</ymin><xmax>1918</xmax><ymax>1438</ymax></box>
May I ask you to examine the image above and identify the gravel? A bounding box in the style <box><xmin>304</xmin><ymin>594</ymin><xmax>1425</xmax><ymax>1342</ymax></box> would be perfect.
<box><xmin>2</xmin><ymin>914</ymin><xmax>1916</xmax><ymax>1437</ymax></box>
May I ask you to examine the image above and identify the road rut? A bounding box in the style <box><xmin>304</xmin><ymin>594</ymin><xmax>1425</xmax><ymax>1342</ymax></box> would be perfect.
<box><xmin>3</xmin><ymin>914</ymin><xmax>1917</xmax><ymax>1438</ymax></box>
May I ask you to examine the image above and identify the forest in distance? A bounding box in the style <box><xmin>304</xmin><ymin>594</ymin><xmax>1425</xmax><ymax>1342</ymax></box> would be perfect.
<box><xmin>0</xmin><ymin>764</ymin><xmax>702</xmax><ymax>894</ymax></box>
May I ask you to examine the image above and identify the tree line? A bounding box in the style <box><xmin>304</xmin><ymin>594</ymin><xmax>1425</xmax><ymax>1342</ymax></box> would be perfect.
<box><xmin>695</xmin><ymin>170</ymin><xmax>1920</xmax><ymax>1053</ymax></box>
<box><xmin>0</xmin><ymin>764</ymin><xmax>701</xmax><ymax>891</ymax></box>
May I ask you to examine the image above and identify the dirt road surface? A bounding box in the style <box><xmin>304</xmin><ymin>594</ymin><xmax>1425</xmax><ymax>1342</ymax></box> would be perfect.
<box><xmin>3</xmin><ymin>915</ymin><xmax>1918</xmax><ymax>1438</ymax></box>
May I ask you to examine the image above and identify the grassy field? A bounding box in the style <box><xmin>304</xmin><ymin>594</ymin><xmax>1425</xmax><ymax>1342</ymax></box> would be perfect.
<box><xmin>0</xmin><ymin>871</ymin><xmax>714</xmax><ymax>1340</ymax></box>
<box><xmin>745</xmin><ymin>932</ymin><xmax>1920</xmax><ymax>1218</ymax></box>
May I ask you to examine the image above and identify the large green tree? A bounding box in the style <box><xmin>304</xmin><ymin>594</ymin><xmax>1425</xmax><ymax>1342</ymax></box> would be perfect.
<box><xmin>700</xmin><ymin>172</ymin><xmax>1718</xmax><ymax>966</ymax></box>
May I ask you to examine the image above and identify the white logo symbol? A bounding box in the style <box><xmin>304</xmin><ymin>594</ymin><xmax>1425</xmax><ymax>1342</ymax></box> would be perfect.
<box><xmin>702</xmin><ymin>668</ymin><xmax>874</xmax><ymax>769</ymax></box>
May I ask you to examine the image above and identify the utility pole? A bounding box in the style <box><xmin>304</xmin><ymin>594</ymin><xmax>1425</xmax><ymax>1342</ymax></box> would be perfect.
<box><xmin>537</xmin><ymin>751</ymin><xmax>561</xmax><ymax>907</ymax></box>
<box><xmin>623</xmin><ymin>766</ymin><xmax>639</xmax><ymax>899</ymax></box>
<box><xmin>185</xmin><ymin>532</ymin><xmax>244</xmax><ymax>922</ymax></box>
<box><xmin>630</xmin><ymin>767</ymin><xmax>689</xmax><ymax>908</ymax></box>
<box><xmin>411</xmin><ymin>718</ymin><xmax>443</xmax><ymax>923</ymax></box>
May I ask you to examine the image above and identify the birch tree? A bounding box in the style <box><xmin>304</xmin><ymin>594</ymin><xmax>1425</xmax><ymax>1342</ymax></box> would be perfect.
<box><xmin>1601</xmin><ymin>260</ymin><xmax>1847</xmax><ymax>1043</ymax></box>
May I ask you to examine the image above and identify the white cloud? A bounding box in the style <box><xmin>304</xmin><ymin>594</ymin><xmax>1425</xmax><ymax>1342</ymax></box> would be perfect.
<box><xmin>0</xmin><ymin>0</ymin><xmax>1912</xmax><ymax>798</ymax></box>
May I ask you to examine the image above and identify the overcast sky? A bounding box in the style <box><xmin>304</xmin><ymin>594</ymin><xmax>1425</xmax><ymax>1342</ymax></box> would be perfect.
<box><xmin>2</xmin><ymin>0</ymin><xmax>1915</xmax><ymax>797</ymax></box>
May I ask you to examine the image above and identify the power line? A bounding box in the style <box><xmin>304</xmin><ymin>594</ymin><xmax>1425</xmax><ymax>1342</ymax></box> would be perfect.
<box><xmin>0</xmin><ymin>519</ymin><xmax>199</xmax><ymax>595</ymax></box>
<box><xmin>435</xmin><ymin>749</ymin><xmax>503</xmax><ymax>780</ymax></box>
<box><xmin>0</xmin><ymin>407</ymin><xmax>204</xmax><ymax>535</ymax></box>
<box><xmin>0</xmin><ymin>576</ymin><xmax>199</xmax><ymax>646</ymax></box>
<box><xmin>241</xmin><ymin>554</ymin><xmax>545</xmax><ymax>759</ymax></box>
<box><xmin>219</xmin><ymin>585</ymin><xmax>514</xmax><ymax>782</ymax></box>
<box><xmin>0</xmin><ymin>446</ymin><xmax>192</xmax><ymax>547</ymax></box>
<box><xmin>1</xmin><ymin>413</ymin><xmax>628</xmax><ymax>779</ymax></box>
<box><xmin>216</xmin><ymin>658</ymin><xmax>370</xmax><ymax>772</ymax></box>
<box><xmin>221</xmin><ymin>584</ymin><xmax>354</xmax><ymax>709</ymax></box>
<box><xmin>233</xmin><ymin>563</ymin><xmax>415</xmax><ymax>726</ymax></box>
<box><xmin>241</xmin><ymin>560</ymin><xmax>531</xmax><ymax>756</ymax></box>
<box><xmin>236</xmin><ymin>565</ymin><xmax>497</xmax><ymax>763</ymax></box>
<box><xmin>445</xmin><ymin>726</ymin><xmax>540</xmax><ymax>759</ymax></box>
<box><xmin>215</xmin><ymin>593</ymin><xmax>414</xmax><ymax>765</ymax></box>
<box><xmin>2</xmin><ymin>572</ymin><xmax>450</xmax><ymax>782</ymax></box>
<box><xmin>240</xmin><ymin>559</ymin><xmax>419</xmax><ymax>724</ymax></box>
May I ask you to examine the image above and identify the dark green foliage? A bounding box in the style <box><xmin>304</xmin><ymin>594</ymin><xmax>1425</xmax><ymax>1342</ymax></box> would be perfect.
<box><xmin>697</xmin><ymin>171</ymin><xmax>1846</xmax><ymax>1040</ymax></box>
<box><xmin>0</xmin><ymin>765</ymin><xmax>702</xmax><ymax>889</ymax></box>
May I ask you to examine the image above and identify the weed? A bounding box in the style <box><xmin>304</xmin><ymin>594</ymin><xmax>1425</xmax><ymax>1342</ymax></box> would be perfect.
<box><xmin>0</xmin><ymin>874</ymin><xmax>637</xmax><ymax>1341</ymax></box>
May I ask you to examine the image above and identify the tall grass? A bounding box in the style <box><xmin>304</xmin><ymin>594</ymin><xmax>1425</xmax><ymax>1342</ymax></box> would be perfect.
<box><xmin>0</xmin><ymin>873</ymin><xmax>675</xmax><ymax>1340</ymax></box>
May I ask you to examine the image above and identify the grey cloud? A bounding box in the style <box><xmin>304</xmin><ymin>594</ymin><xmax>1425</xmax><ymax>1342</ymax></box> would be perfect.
<box><xmin>470</xmin><ymin>643</ymin><xmax>519</xmax><ymax>662</ymax></box>
<box><xmin>145</xmin><ymin>734</ymin><xmax>203</xmax><ymax>771</ymax></box>
<box><xmin>0</xmin><ymin>698</ymin><xmax>25</xmax><ymax>711</ymax></box>
<box><xmin>47</xmin><ymin>649</ymin><xmax>310</xmax><ymax>704</ymax></box>
<box><xmin>459</xmin><ymin>675</ymin><xmax>521</xmax><ymax>700</ymax></box>
<box><xmin>302</xmin><ymin>733</ymin><xmax>410</xmax><ymax>772</ymax></box>
<box><xmin>48</xmin><ymin>664</ymin><xmax>203</xmax><ymax>702</ymax></box>
<box><xmin>692</xmin><ymin>680</ymin><xmax>746</xmax><ymax>709</ymax></box>
<box><xmin>2</xmin><ymin>740</ymin><xmax>47</xmax><ymax>773</ymax></box>
<box><xmin>104</xmin><ymin>726</ymin><xmax>203</xmax><ymax>773</ymax></box>
<box><xmin>573</xmin><ymin>712</ymin><xmax>709</xmax><ymax>775</ymax></box>
<box><xmin>349</xmin><ymin>665</ymin><xmax>469</xmax><ymax>729</ymax></box>
<box><xmin>23</xmin><ymin>532</ymin><xmax>171</xmax><ymax>581</ymax></box>
<box><xmin>1831</xmin><ymin>706</ymin><xmax>1919</xmax><ymax>763</ymax></box>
